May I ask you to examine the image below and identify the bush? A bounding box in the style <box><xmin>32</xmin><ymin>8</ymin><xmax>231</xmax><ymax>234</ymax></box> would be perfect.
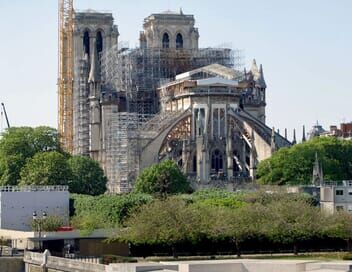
<box><xmin>342</xmin><ymin>253</ymin><xmax>352</xmax><ymax>260</ymax></box>
<box><xmin>188</xmin><ymin>189</ymin><xmax>245</xmax><ymax>208</ymax></box>
<box><xmin>31</xmin><ymin>215</ymin><xmax>64</xmax><ymax>232</ymax></box>
<box><xmin>134</xmin><ymin>160</ymin><xmax>191</xmax><ymax>197</ymax></box>
<box><xmin>70</xmin><ymin>193</ymin><xmax>153</xmax><ymax>230</ymax></box>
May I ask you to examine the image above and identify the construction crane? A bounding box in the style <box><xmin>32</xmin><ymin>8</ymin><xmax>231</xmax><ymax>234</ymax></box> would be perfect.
<box><xmin>58</xmin><ymin>0</ymin><xmax>74</xmax><ymax>153</ymax></box>
<box><xmin>1</xmin><ymin>103</ymin><xmax>10</xmax><ymax>128</ymax></box>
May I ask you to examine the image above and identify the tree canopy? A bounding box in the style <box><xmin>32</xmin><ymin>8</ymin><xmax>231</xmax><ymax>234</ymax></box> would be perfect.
<box><xmin>134</xmin><ymin>160</ymin><xmax>191</xmax><ymax>197</ymax></box>
<box><xmin>68</xmin><ymin>156</ymin><xmax>107</xmax><ymax>196</ymax></box>
<box><xmin>0</xmin><ymin>126</ymin><xmax>60</xmax><ymax>185</ymax></box>
<box><xmin>0</xmin><ymin>126</ymin><xmax>107</xmax><ymax>195</ymax></box>
<box><xmin>257</xmin><ymin>137</ymin><xmax>352</xmax><ymax>185</ymax></box>
<box><xmin>19</xmin><ymin>151</ymin><xmax>70</xmax><ymax>186</ymax></box>
<box><xmin>119</xmin><ymin>198</ymin><xmax>202</xmax><ymax>246</ymax></box>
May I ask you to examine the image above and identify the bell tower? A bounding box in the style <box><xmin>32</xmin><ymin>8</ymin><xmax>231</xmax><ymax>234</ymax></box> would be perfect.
<box><xmin>141</xmin><ymin>10</ymin><xmax>199</xmax><ymax>50</ymax></box>
<box><xmin>72</xmin><ymin>11</ymin><xmax>119</xmax><ymax>156</ymax></box>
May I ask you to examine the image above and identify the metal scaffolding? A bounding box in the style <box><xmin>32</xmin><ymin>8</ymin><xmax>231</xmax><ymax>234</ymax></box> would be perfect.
<box><xmin>101</xmin><ymin>46</ymin><xmax>242</xmax><ymax>115</ymax></box>
<box><xmin>105</xmin><ymin>112</ymin><xmax>152</xmax><ymax>193</ymax></box>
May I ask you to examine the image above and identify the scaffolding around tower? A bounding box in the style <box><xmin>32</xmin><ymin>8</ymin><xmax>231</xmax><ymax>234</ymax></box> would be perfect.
<box><xmin>58</xmin><ymin>0</ymin><xmax>74</xmax><ymax>153</ymax></box>
<box><xmin>105</xmin><ymin>112</ymin><xmax>152</xmax><ymax>193</ymax></box>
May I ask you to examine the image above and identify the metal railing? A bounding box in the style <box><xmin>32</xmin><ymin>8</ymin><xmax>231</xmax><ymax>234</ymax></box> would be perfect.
<box><xmin>0</xmin><ymin>185</ymin><xmax>69</xmax><ymax>192</ymax></box>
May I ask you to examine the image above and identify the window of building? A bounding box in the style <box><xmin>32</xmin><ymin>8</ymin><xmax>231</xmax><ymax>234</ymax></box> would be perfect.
<box><xmin>212</xmin><ymin>107</ymin><xmax>226</xmax><ymax>139</ymax></box>
<box><xmin>162</xmin><ymin>33</ymin><xmax>170</xmax><ymax>48</ymax></box>
<box><xmin>194</xmin><ymin>108</ymin><xmax>205</xmax><ymax>137</ymax></box>
<box><xmin>211</xmin><ymin>149</ymin><xmax>223</xmax><ymax>173</ymax></box>
<box><xmin>336</xmin><ymin>189</ymin><xmax>344</xmax><ymax>196</ymax></box>
<box><xmin>348</xmin><ymin>189</ymin><xmax>352</xmax><ymax>196</ymax></box>
<box><xmin>96</xmin><ymin>31</ymin><xmax>103</xmax><ymax>54</ymax></box>
<box><xmin>176</xmin><ymin>33</ymin><xmax>183</xmax><ymax>49</ymax></box>
<box><xmin>83</xmin><ymin>31</ymin><xmax>90</xmax><ymax>56</ymax></box>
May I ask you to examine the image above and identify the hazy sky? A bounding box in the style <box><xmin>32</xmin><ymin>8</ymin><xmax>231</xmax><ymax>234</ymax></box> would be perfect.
<box><xmin>0</xmin><ymin>0</ymin><xmax>351</xmax><ymax>141</ymax></box>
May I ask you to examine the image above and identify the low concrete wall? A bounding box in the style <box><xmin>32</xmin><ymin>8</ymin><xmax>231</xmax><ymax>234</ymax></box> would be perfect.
<box><xmin>0</xmin><ymin>257</ymin><xmax>24</xmax><ymax>272</ymax></box>
<box><xmin>24</xmin><ymin>252</ymin><xmax>105</xmax><ymax>272</ymax></box>
<box><xmin>24</xmin><ymin>252</ymin><xmax>352</xmax><ymax>272</ymax></box>
<box><xmin>178</xmin><ymin>262</ymin><xmax>244</xmax><ymax>272</ymax></box>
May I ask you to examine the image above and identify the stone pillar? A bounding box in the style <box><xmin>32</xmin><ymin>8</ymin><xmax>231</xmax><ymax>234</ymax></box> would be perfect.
<box><xmin>182</xmin><ymin>139</ymin><xmax>188</xmax><ymax>173</ymax></box>
<box><xmin>249</xmin><ymin>148</ymin><xmax>256</xmax><ymax>180</ymax></box>
<box><xmin>227</xmin><ymin>132</ymin><xmax>233</xmax><ymax>180</ymax></box>
<box><xmin>196</xmin><ymin>137</ymin><xmax>203</xmax><ymax>182</ymax></box>
<box><xmin>89</xmin><ymin>92</ymin><xmax>101</xmax><ymax>161</ymax></box>
<box><xmin>242</xmin><ymin>141</ymin><xmax>247</xmax><ymax>172</ymax></box>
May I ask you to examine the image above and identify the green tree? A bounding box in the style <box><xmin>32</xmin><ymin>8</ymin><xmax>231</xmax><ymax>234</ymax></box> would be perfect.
<box><xmin>257</xmin><ymin>137</ymin><xmax>352</xmax><ymax>185</ymax></box>
<box><xmin>0</xmin><ymin>126</ymin><xmax>60</xmax><ymax>185</ymax></box>
<box><xmin>119</xmin><ymin>198</ymin><xmax>201</xmax><ymax>256</ymax></box>
<box><xmin>263</xmin><ymin>195</ymin><xmax>324</xmax><ymax>254</ymax></box>
<box><xmin>326</xmin><ymin>211</ymin><xmax>352</xmax><ymax>251</ymax></box>
<box><xmin>206</xmin><ymin>203</ymin><xmax>266</xmax><ymax>257</ymax></box>
<box><xmin>19</xmin><ymin>151</ymin><xmax>71</xmax><ymax>186</ymax></box>
<box><xmin>134</xmin><ymin>160</ymin><xmax>191</xmax><ymax>197</ymax></box>
<box><xmin>68</xmin><ymin>156</ymin><xmax>107</xmax><ymax>195</ymax></box>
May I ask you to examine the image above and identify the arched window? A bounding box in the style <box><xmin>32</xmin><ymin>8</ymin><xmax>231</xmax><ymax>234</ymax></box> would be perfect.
<box><xmin>211</xmin><ymin>149</ymin><xmax>223</xmax><ymax>172</ymax></box>
<box><xmin>162</xmin><ymin>33</ymin><xmax>170</xmax><ymax>48</ymax></box>
<box><xmin>96</xmin><ymin>31</ymin><xmax>103</xmax><ymax>53</ymax></box>
<box><xmin>83</xmin><ymin>31</ymin><xmax>90</xmax><ymax>56</ymax></box>
<box><xmin>176</xmin><ymin>33</ymin><xmax>183</xmax><ymax>49</ymax></box>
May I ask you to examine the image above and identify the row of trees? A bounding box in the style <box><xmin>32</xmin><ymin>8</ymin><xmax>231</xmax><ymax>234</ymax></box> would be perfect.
<box><xmin>257</xmin><ymin>137</ymin><xmax>352</xmax><ymax>185</ymax></box>
<box><xmin>116</xmin><ymin>193</ymin><xmax>352</xmax><ymax>256</ymax></box>
<box><xmin>0</xmin><ymin>127</ymin><xmax>107</xmax><ymax>195</ymax></box>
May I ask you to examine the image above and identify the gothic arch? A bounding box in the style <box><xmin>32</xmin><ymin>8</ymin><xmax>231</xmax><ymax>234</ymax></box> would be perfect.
<box><xmin>158</xmin><ymin>115</ymin><xmax>191</xmax><ymax>156</ymax></box>
<box><xmin>162</xmin><ymin>32</ymin><xmax>170</xmax><ymax>48</ymax></box>
<box><xmin>176</xmin><ymin>33</ymin><xmax>184</xmax><ymax>49</ymax></box>
<box><xmin>83</xmin><ymin>30</ymin><xmax>90</xmax><ymax>56</ymax></box>
<box><xmin>96</xmin><ymin>30</ymin><xmax>104</xmax><ymax>53</ymax></box>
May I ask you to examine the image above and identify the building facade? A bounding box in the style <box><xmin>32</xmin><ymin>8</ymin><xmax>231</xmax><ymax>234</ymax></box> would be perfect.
<box><xmin>320</xmin><ymin>181</ymin><xmax>352</xmax><ymax>214</ymax></box>
<box><xmin>67</xmin><ymin>9</ymin><xmax>291</xmax><ymax>193</ymax></box>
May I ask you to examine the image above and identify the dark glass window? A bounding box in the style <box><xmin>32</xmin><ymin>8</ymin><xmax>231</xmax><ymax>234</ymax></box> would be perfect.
<box><xmin>211</xmin><ymin>150</ymin><xmax>223</xmax><ymax>172</ymax></box>
<box><xmin>96</xmin><ymin>31</ymin><xmax>103</xmax><ymax>53</ymax></box>
<box><xmin>336</xmin><ymin>189</ymin><xmax>344</xmax><ymax>196</ymax></box>
<box><xmin>162</xmin><ymin>33</ymin><xmax>170</xmax><ymax>48</ymax></box>
<box><xmin>83</xmin><ymin>31</ymin><xmax>90</xmax><ymax>56</ymax></box>
<box><xmin>176</xmin><ymin>33</ymin><xmax>183</xmax><ymax>49</ymax></box>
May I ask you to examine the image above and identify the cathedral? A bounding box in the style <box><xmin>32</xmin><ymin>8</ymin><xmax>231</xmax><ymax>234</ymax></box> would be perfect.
<box><xmin>68</xmin><ymin>9</ymin><xmax>291</xmax><ymax>193</ymax></box>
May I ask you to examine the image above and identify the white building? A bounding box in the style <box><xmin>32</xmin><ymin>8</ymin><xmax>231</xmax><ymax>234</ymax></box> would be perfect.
<box><xmin>320</xmin><ymin>181</ymin><xmax>352</xmax><ymax>214</ymax></box>
<box><xmin>0</xmin><ymin>186</ymin><xmax>69</xmax><ymax>231</ymax></box>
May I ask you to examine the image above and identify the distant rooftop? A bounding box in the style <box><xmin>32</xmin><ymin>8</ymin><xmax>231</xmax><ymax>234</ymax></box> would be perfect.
<box><xmin>144</xmin><ymin>9</ymin><xmax>194</xmax><ymax>24</ymax></box>
<box><xmin>75</xmin><ymin>9</ymin><xmax>113</xmax><ymax>14</ymax></box>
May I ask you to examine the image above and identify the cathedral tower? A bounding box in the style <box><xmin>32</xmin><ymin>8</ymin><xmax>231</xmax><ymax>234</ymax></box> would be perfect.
<box><xmin>72</xmin><ymin>11</ymin><xmax>119</xmax><ymax>156</ymax></box>
<box><xmin>140</xmin><ymin>10</ymin><xmax>199</xmax><ymax>50</ymax></box>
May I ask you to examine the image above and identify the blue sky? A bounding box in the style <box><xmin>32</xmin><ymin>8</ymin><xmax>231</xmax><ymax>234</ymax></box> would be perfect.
<box><xmin>0</xmin><ymin>0</ymin><xmax>351</xmax><ymax>141</ymax></box>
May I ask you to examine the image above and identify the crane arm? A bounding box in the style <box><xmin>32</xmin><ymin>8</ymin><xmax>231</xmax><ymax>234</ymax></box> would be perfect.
<box><xmin>1</xmin><ymin>103</ymin><xmax>10</xmax><ymax>128</ymax></box>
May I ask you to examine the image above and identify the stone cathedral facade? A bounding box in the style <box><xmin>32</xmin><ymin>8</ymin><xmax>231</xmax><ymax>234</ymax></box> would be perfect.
<box><xmin>69</xmin><ymin>9</ymin><xmax>291</xmax><ymax>193</ymax></box>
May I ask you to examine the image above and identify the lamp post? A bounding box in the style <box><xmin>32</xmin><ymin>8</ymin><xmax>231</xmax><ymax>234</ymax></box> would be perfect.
<box><xmin>32</xmin><ymin>211</ymin><xmax>47</xmax><ymax>252</ymax></box>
